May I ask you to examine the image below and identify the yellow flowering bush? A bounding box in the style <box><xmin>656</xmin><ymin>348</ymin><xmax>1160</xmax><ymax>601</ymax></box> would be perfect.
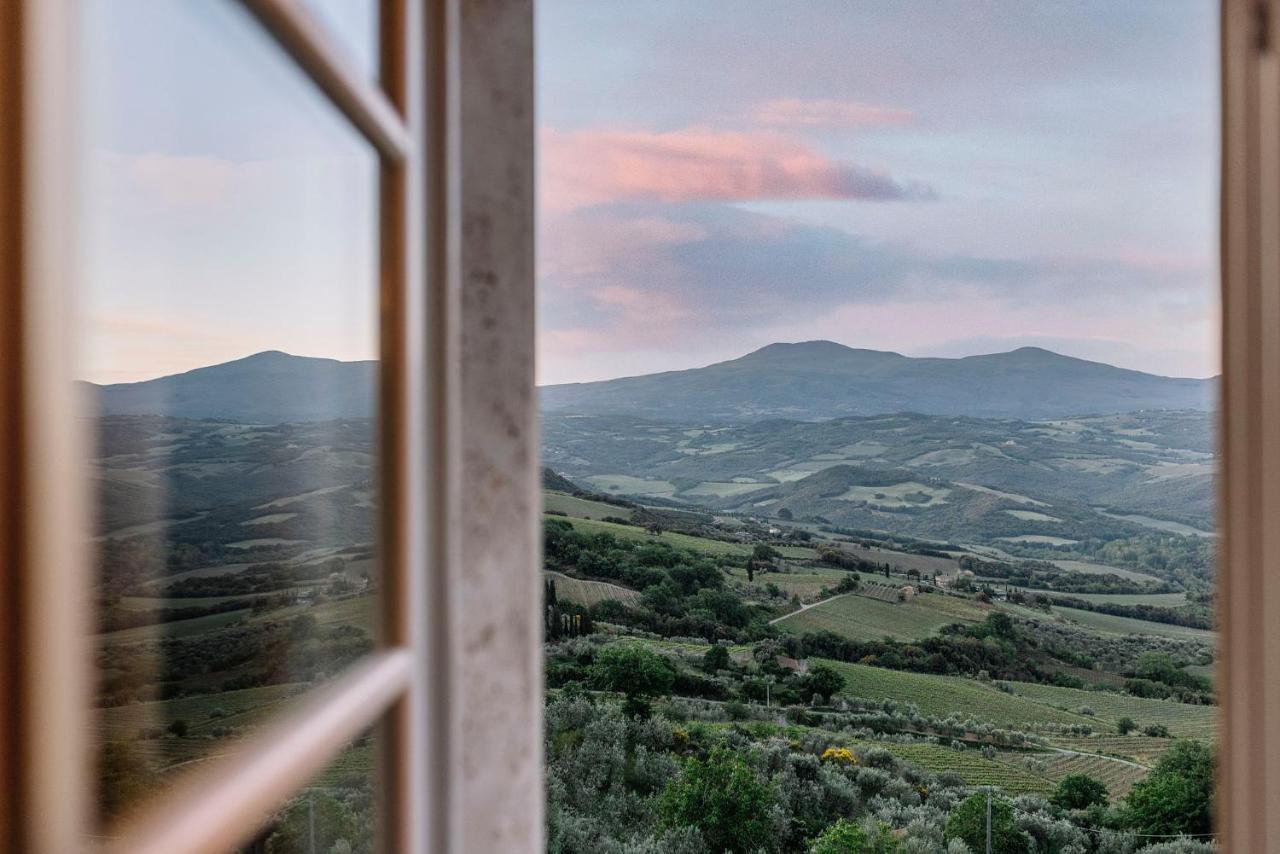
<box><xmin>820</xmin><ymin>747</ymin><xmax>856</xmax><ymax>766</ymax></box>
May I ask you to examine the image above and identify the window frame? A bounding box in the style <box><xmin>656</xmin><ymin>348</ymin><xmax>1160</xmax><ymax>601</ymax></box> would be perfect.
<box><xmin>0</xmin><ymin>1</ymin><xmax>453</xmax><ymax>852</ymax></box>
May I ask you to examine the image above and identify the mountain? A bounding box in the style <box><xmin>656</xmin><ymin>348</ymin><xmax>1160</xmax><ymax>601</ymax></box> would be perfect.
<box><xmin>542</xmin><ymin>409</ymin><xmax>1218</xmax><ymax>540</ymax></box>
<box><xmin>91</xmin><ymin>351</ymin><xmax>375</xmax><ymax>423</ymax></box>
<box><xmin>539</xmin><ymin>341</ymin><xmax>1216</xmax><ymax>421</ymax></box>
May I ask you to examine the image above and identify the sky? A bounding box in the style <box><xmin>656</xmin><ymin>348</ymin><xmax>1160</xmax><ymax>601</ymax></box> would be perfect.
<box><xmin>80</xmin><ymin>0</ymin><xmax>379</xmax><ymax>384</ymax></box>
<box><xmin>79</xmin><ymin>2</ymin><xmax>1218</xmax><ymax>387</ymax></box>
<box><xmin>536</xmin><ymin>1</ymin><xmax>1220</xmax><ymax>385</ymax></box>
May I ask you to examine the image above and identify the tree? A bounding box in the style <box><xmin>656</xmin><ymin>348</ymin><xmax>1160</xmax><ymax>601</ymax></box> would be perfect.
<box><xmin>752</xmin><ymin>543</ymin><xmax>781</xmax><ymax>563</ymax></box>
<box><xmin>806</xmin><ymin>664</ymin><xmax>845</xmax><ymax>703</ymax></box>
<box><xmin>658</xmin><ymin>747</ymin><xmax>777</xmax><ymax>853</ymax></box>
<box><xmin>808</xmin><ymin>819</ymin><xmax>897</xmax><ymax>854</ymax></box>
<box><xmin>1051</xmin><ymin>773</ymin><xmax>1109</xmax><ymax>810</ymax></box>
<box><xmin>702</xmin><ymin>644</ymin><xmax>731</xmax><ymax>673</ymax></box>
<box><xmin>746</xmin><ymin>561</ymin><xmax>756</xmax><ymax>583</ymax></box>
<box><xmin>945</xmin><ymin>791</ymin><xmax>1031</xmax><ymax>853</ymax></box>
<box><xmin>776</xmin><ymin>507</ymin><xmax>794</xmax><ymax>520</ymax></box>
<box><xmin>1117</xmin><ymin>716</ymin><xmax>1137</xmax><ymax>735</ymax></box>
<box><xmin>1125</xmin><ymin>739</ymin><xmax>1214</xmax><ymax>837</ymax></box>
<box><xmin>591</xmin><ymin>644</ymin><xmax>675</xmax><ymax>718</ymax></box>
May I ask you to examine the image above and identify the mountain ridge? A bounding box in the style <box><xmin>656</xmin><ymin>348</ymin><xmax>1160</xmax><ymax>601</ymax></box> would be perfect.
<box><xmin>90</xmin><ymin>342</ymin><xmax>1216</xmax><ymax>423</ymax></box>
<box><xmin>540</xmin><ymin>340</ymin><xmax>1216</xmax><ymax>421</ymax></box>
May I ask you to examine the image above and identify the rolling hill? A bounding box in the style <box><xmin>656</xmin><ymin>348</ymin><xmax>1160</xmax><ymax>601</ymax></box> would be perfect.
<box><xmin>540</xmin><ymin>340</ymin><xmax>1215</xmax><ymax>421</ymax></box>
<box><xmin>90</xmin><ymin>351</ymin><xmax>375</xmax><ymax>423</ymax></box>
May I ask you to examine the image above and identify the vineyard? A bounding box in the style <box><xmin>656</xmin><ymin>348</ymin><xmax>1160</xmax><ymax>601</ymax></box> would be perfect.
<box><xmin>818</xmin><ymin>660</ymin><xmax>1093</xmax><ymax>730</ymax></box>
<box><xmin>547</xmin><ymin>570</ymin><xmax>642</xmax><ymax>607</ymax></box>
<box><xmin>724</xmin><ymin>564</ymin><xmax>851</xmax><ymax>600</ymax></box>
<box><xmin>1038</xmin><ymin>751</ymin><xmax>1149</xmax><ymax>798</ymax></box>
<box><xmin>1048</xmin><ymin>735</ymin><xmax>1173</xmax><ymax>766</ymax></box>
<box><xmin>1006</xmin><ymin>681</ymin><xmax>1217</xmax><ymax>739</ymax></box>
<box><xmin>778</xmin><ymin>591</ymin><xmax>990</xmax><ymax>642</ymax></box>
<box><xmin>858</xmin><ymin>741</ymin><xmax>1053</xmax><ymax>794</ymax></box>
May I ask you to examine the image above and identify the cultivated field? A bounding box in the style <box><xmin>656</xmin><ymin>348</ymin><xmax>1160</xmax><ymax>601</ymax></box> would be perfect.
<box><xmin>1005</xmin><ymin>682</ymin><xmax>1216</xmax><ymax>739</ymax></box>
<box><xmin>543</xmin><ymin>491</ymin><xmax>634</xmax><ymax>520</ymax></box>
<box><xmin>551</xmin><ymin>515</ymin><xmax>815</xmax><ymax>559</ymax></box>
<box><xmin>1052</xmin><ymin>606</ymin><xmax>1215</xmax><ymax>641</ymax></box>
<box><xmin>819</xmin><ymin>661</ymin><xmax>1093</xmax><ymax>730</ymax></box>
<box><xmin>778</xmin><ymin>591</ymin><xmax>989</xmax><ymax>642</ymax></box>
<box><xmin>547</xmin><ymin>570</ymin><xmax>641</xmax><ymax>607</ymax></box>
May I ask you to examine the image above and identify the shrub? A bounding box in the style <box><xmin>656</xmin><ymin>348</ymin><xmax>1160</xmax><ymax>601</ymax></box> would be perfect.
<box><xmin>945</xmin><ymin>792</ymin><xmax>1031</xmax><ymax>854</ymax></box>
<box><xmin>657</xmin><ymin>747</ymin><xmax>777</xmax><ymax>853</ymax></box>
<box><xmin>1050</xmin><ymin>773</ymin><xmax>1109</xmax><ymax>810</ymax></box>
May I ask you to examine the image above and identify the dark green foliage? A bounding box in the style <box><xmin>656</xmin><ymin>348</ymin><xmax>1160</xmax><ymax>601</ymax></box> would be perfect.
<box><xmin>591</xmin><ymin>644</ymin><xmax>675</xmax><ymax>717</ymax></box>
<box><xmin>657</xmin><ymin>747</ymin><xmax>777</xmax><ymax>853</ymax></box>
<box><xmin>1117</xmin><ymin>716</ymin><xmax>1137</xmax><ymax>735</ymax></box>
<box><xmin>805</xmin><ymin>664</ymin><xmax>845</xmax><ymax>702</ymax></box>
<box><xmin>1050</xmin><ymin>773</ymin><xmax>1109</xmax><ymax>810</ymax></box>
<box><xmin>945</xmin><ymin>792</ymin><xmax>1031</xmax><ymax>853</ymax></box>
<box><xmin>1124</xmin><ymin>739</ymin><xmax>1214</xmax><ymax>837</ymax></box>
<box><xmin>702</xmin><ymin>644</ymin><xmax>731</xmax><ymax>673</ymax></box>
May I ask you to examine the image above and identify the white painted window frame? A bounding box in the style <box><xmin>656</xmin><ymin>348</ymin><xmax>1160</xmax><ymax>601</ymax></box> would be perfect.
<box><xmin>0</xmin><ymin>0</ymin><xmax>475</xmax><ymax>851</ymax></box>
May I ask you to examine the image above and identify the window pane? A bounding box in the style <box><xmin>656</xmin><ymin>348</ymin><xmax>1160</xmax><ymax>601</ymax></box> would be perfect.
<box><xmin>300</xmin><ymin>0</ymin><xmax>380</xmax><ymax>82</ymax></box>
<box><xmin>241</xmin><ymin>728</ymin><xmax>379</xmax><ymax>854</ymax></box>
<box><xmin>81</xmin><ymin>0</ymin><xmax>381</xmax><ymax>824</ymax></box>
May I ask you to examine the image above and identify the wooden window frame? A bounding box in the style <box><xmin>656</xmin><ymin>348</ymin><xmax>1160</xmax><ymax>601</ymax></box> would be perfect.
<box><xmin>0</xmin><ymin>1</ymin><xmax>460</xmax><ymax>852</ymax></box>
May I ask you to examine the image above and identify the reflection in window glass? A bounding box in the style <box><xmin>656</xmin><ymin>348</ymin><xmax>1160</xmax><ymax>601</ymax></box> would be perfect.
<box><xmin>241</xmin><ymin>729</ymin><xmax>378</xmax><ymax>854</ymax></box>
<box><xmin>82</xmin><ymin>0</ymin><xmax>380</xmax><ymax>823</ymax></box>
<box><xmin>301</xmin><ymin>0</ymin><xmax>380</xmax><ymax>81</ymax></box>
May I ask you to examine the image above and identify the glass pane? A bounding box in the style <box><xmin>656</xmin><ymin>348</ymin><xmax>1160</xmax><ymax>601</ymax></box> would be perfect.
<box><xmin>81</xmin><ymin>0</ymin><xmax>381</xmax><ymax>825</ymax></box>
<box><xmin>301</xmin><ymin>0</ymin><xmax>380</xmax><ymax>82</ymax></box>
<box><xmin>241</xmin><ymin>728</ymin><xmax>378</xmax><ymax>854</ymax></box>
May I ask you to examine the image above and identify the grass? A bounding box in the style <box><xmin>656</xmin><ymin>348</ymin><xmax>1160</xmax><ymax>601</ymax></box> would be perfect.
<box><xmin>856</xmin><ymin>741</ymin><xmax>1052</xmax><ymax>794</ymax></box>
<box><xmin>1052</xmin><ymin>606</ymin><xmax>1215</xmax><ymax>641</ymax></box>
<box><xmin>1004</xmin><ymin>682</ymin><xmax>1216</xmax><ymax>739</ymax></box>
<box><xmin>551</xmin><ymin>515</ymin><xmax>815</xmax><ymax>559</ymax></box>
<box><xmin>99</xmin><ymin>608</ymin><xmax>252</xmax><ymax>643</ymax></box>
<box><xmin>1048</xmin><ymin>735</ymin><xmax>1173</xmax><ymax>766</ymax></box>
<box><xmin>817</xmin><ymin>660</ymin><xmax>1093</xmax><ymax>730</ymax></box>
<box><xmin>1048</xmin><ymin>591</ymin><xmax>1188</xmax><ymax>607</ymax></box>
<box><xmin>723</xmin><ymin>565</ymin><xmax>851</xmax><ymax>600</ymax></box>
<box><xmin>777</xmin><ymin>591</ymin><xmax>990</xmax><ymax>641</ymax></box>
<box><xmin>1000</xmin><ymin>750</ymin><xmax>1148</xmax><ymax>799</ymax></box>
<box><xmin>543</xmin><ymin>491</ymin><xmax>634</xmax><ymax>520</ymax></box>
<box><xmin>547</xmin><ymin>571</ymin><xmax>641</xmax><ymax>606</ymax></box>
<box><xmin>99</xmin><ymin>683</ymin><xmax>307</xmax><ymax>741</ymax></box>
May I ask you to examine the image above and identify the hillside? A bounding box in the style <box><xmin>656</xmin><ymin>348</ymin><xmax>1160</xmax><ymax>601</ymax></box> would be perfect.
<box><xmin>542</xmin><ymin>409</ymin><xmax>1217</xmax><ymax>538</ymax></box>
<box><xmin>90</xmin><ymin>351</ymin><xmax>375</xmax><ymax>423</ymax></box>
<box><xmin>540</xmin><ymin>340</ymin><xmax>1216</xmax><ymax>421</ymax></box>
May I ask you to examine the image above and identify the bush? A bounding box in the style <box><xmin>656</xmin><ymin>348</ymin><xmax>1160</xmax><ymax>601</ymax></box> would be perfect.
<box><xmin>1125</xmin><ymin>739</ymin><xmax>1214</xmax><ymax>837</ymax></box>
<box><xmin>1050</xmin><ymin>773</ymin><xmax>1109</xmax><ymax>810</ymax></box>
<box><xmin>702</xmin><ymin>644</ymin><xmax>731</xmax><ymax>673</ymax></box>
<box><xmin>591</xmin><ymin>644</ymin><xmax>675</xmax><ymax>718</ymax></box>
<box><xmin>945</xmin><ymin>792</ymin><xmax>1031</xmax><ymax>853</ymax></box>
<box><xmin>657</xmin><ymin>747</ymin><xmax>777</xmax><ymax>853</ymax></box>
<box><xmin>1117</xmin><ymin>716</ymin><xmax>1137</xmax><ymax>735</ymax></box>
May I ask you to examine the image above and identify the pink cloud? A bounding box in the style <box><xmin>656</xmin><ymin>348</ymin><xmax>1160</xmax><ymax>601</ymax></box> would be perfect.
<box><xmin>540</xmin><ymin>126</ymin><xmax>932</xmax><ymax>212</ymax></box>
<box><xmin>748</xmin><ymin>98</ymin><xmax>913</xmax><ymax>128</ymax></box>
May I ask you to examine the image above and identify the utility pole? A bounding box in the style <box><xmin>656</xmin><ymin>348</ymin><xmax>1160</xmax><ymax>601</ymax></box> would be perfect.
<box><xmin>985</xmin><ymin>790</ymin><xmax>992</xmax><ymax>854</ymax></box>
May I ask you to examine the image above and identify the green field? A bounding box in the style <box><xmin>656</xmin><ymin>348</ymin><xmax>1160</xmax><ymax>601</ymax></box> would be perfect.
<box><xmin>543</xmin><ymin>491</ymin><xmax>634</xmax><ymax>520</ymax></box>
<box><xmin>1061</xmin><ymin>591</ymin><xmax>1189</xmax><ymax>606</ymax></box>
<box><xmin>99</xmin><ymin>608</ymin><xmax>252</xmax><ymax>643</ymax></box>
<box><xmin>1053</xmin><ymin>605</ymin><xmax>1215</xmax><ymax>641</ymax></box>
<box><xmin>1005</xmin><ymin>682</ymin><xmax>1216</xmax><ymax>739</ymax></box>
<box><xmin>778</xmin><ymin>591</ymin><xmax>990</xmax><ymax>641</ymax></box>
<box><xmin>551</xmin><ymin>515</ymin><xmax>814</xmax><ymax>559</ymax></box>
<box><xmin>1048</xmin><ymin>735</ymin><xmax>1173</xmax><ymax>766</ymax></box>
<box><xmin>1002</xmin><ymin>750</ymin><xmax>1148</xmax><ymax>798</ymax></box>
<box><xmin>547</xmin><ymin>571</ymin><xmax>641</xmax><ymax>606</ymax></box>
<box><xmin>723</xmin><ymin>564</ymin><xmax>851</xmax><ymax>600</ymax></box>
<box><xmin>858</xmin><ymin>740</ymin><xmax>1052</xmax><ymax>794</ymax></box>
<box><xmin>100</xmin><ymin>683</ymin><xmax>307</xmax><ymax>742</ymax></box>
<box><xmin>819</xmin><ymin>660</ymin><xmax>1093</xmax><ymax>730</ymax></box>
